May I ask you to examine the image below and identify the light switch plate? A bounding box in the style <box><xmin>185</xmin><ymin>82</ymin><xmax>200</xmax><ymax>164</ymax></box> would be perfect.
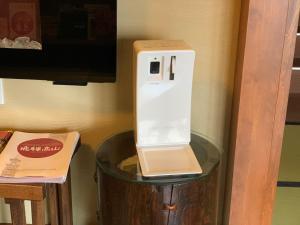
<box><xmin>0</xmin><ymin>79</ymin><xmax>4</xmax><ymax>104</ymax></box>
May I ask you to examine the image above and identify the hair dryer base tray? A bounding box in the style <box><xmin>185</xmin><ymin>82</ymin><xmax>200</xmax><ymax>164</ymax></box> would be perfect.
<box><xmin>137</xmin><ymin>144</ymin><xmax>202</xmax><ymax>177</ymax></box>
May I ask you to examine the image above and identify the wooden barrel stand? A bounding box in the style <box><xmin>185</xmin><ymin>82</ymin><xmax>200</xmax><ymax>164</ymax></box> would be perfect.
<box><xmin>98</xmin><ymin>168</ymin><xmax>218</xmax><ymax>225</ymax></box>
<box><xmin>96</xmin><ymin>131</ymin><xmax>220</xmax><ymax>225</ymax></box>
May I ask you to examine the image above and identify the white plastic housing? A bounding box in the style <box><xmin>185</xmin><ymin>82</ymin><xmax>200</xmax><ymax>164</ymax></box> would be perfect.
<box><xmin>133</xmin><ymin>40</ymin><xmax>195</xmax><ymax>147</ymax></box>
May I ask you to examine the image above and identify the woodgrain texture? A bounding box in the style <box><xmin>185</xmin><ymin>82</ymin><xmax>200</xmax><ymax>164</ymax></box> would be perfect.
<box><xmin>168</xmin><ymin>169</ymin><xmax>218</xmax><ymax>225</ymax></box>
<box><xmin>0</xmin><ymin>1</ymin><xmax>239</xmax><ymax>224</ymax></box>
<box><xmin>225</xmin><ymin>0</ymin><xmax>300</xmax><ymax>225</ymax></box>
<box><xmin>99</xmin><ymin>172</ymin><xmax>170</xmax><ymax>225</ymax></box>
<box><xmin>0</xmin><ymin>175</ymin><xmax>73</xmax><ymax>225</ymax></box>
<box><xmin>133</xmin><ymin>40</ymin><xmax>192</xmax><ymax>53</ymax></box>
<box><xmin>1</xmin><ymin>184</ymin><xmax>45</xmax><ymax>225</ymax></box>
<box><xmin>31</xmin><ymin>200</ymin><xmax>45</xmax><ymax>225</ymax></box>
<box><xmin>98</xmin><ymin>169</ymin><xmax>218</xmax><ymax>225</ymax></box>
<box><xmin>58</xmin><ymin>171</ymin><xmax>73</xmax><ymax>225</ymax></box>
<box><xmin>47</xmin><ymin>184</ymin><xmax>59</xmax><ymax>225</ymax></box>
<box><xmin>261</xmin><ymin>1</ymin><xmax>300</xmax><ymax>224</ymax></box>
<box><xmin>0</xmin><ymin>184</ymin><xmax>45</xmax><ymax>200</ymax></box>
<box><xmin>5</xmin><ymin>199</ymin><xmax>26</xmax><ymax>225</ymax></box>
<box><xmin>289</xmin><ymin>70</ymin><xmax>300</xmax><ymax>93</ymax></box>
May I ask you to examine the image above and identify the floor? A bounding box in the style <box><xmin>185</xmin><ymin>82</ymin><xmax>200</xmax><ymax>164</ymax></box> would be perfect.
<box><xmin>272</xmin><ymin>125</ymin><xmax>300</xmax><ymax>225</ymax></box>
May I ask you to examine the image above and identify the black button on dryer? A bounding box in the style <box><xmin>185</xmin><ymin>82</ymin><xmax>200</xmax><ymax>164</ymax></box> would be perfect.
<box><xmin>150</xmin><ymin>61</ymin><xmax>160</xmax><ymax>74</ymax></box>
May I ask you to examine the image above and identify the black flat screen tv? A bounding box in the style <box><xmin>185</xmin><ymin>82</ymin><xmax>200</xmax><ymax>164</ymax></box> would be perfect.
<box><xmin>0</xmin><ymin>0</ymin><xmax>116</xmax><ymax>84</ymax></box>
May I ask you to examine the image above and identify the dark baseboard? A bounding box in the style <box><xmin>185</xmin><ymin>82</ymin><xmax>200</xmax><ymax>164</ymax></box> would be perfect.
<box><xmin>277</xmin><ymin>181</ymin><xmax>300</xmax><ymax>187</ymax></box>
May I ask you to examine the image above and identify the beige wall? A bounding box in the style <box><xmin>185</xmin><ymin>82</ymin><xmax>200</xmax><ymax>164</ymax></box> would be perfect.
<box><xmin>0</xmin><ymin>0</ymin><xmax>240</xmax><ymax>224</ymax></box>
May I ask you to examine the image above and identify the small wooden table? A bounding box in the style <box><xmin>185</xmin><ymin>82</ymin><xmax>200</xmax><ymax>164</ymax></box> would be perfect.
<box><xmin>96</xmin><ymin>131</ymin><xmax>220</xmax><ymax>225</ymax></box>
<box><xmin>0</xmin><ymin>140</ymin><xmax>80</xmax><ymax>225</ymax></box>
<box><xmin>0</xmin><ymin>171</ymin><xmax>73</xmax><ymax>225</ymax></box>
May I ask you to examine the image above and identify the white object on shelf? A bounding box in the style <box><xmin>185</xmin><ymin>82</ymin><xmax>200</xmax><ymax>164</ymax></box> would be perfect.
<box><xmin>133</xmin><ymin>40</ymin><xmax>195</xmax><ymax>147</ymax></box>
<box><xmin>133</xmin><ymin>40</ymin><xmax>201</xmax><ymax>177</ymax></box>
<box><xmin>0</xmin><ymin>79</ymin><xmax>4</xmax><ymax>104</ymax></box>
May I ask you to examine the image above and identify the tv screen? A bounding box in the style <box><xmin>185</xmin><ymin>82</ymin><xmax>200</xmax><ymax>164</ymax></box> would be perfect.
<box><xmin>0</xmin><ymin>0</ymin><xmax>116</xmax><ymax>84</ymax></box>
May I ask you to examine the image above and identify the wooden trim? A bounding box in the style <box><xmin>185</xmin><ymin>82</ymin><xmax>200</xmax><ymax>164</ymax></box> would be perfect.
<box><xmin>225</xmin><ymin>0</ymin><xmax>300</xmax><ymax>225</ymax></box>
<box><xmin>0</xmin><ymin>184</ymin><xmax>45</xmax><ymax>201</ymax></box>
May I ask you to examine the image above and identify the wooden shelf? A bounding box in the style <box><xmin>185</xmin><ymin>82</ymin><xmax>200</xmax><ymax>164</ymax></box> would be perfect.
<box><xmin>294</xmin><ymin>35</ymin><xmax>300</xmax><ymax>60</ymax></box>
<box><xmin>288</xmin><ymin>57</ymin><xmax>300</xmax><ymax>124</ymax></box>
<box><xmin>290</xmin><ymin>70</ymin><xmax>300</xmax><ymax>93</ymax></box>
<box><xmin>293</xmin><ymin>57</ymin><xmax>300</xmax><ymax>68</ymax></box>
<box><xmin>288</xmin><ymin>36</ymin><xmax>300</xmax><ymax>124</ymax></box>
<box><xmin>286</xmin><ymin>93</ymin><xmax>300</xmax><ymax>124</ymax></box>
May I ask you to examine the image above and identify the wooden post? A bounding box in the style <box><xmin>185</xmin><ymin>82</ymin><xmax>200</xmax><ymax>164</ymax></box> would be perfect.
<box><xmin>5</xmin><ymin>199</ymin><xmax>26</xmax><ymax>225</ymax></box>
<box><xmin>31</xmin><ymin>200</ymin><xmax>45</xmax><ymax>225</ymax></box>
<box><xmin>225</xmin><ymin>0</ymin><xmax>300</xmax><ymax>225</ymax></box>
<box><xmin>58</xmin><ymin>170</ymin><xmax>73</xmax><ymax>225</ymax></box>
<box><xmin>47</xmin><ymin>184</ymin><xmax>59</xmax><ymax>225</ymax></box>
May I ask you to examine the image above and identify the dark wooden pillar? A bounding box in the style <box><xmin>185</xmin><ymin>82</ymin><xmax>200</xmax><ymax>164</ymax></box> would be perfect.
<box><xmin>225</xmin><ymin>0</ymin><xmax>300</xmax><ymax>225</ymax></box>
